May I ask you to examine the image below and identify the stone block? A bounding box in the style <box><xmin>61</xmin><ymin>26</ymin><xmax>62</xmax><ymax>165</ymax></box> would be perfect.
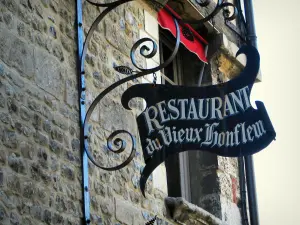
<box><xmin>218</xmin><ymin>156</ymin><xmax>238</xmax><ymax>178</ymax></box>
<box><xmin>65</xmin><ymin>79</ymin><xmax>77</xmax><ymax>107</ymax></box>
<box><xmin>217</xmin><ymin>171</ymin><xmax>233</xmax><ymax>201</ymax></box>
<box><xmin>99</xmin><ymin>100</ymin><xmax>137</xmax><ymax>134</ymax></box>
<box><xmin>0</xmin><ymin>148</ymin><xmax>6</xmax><ymax>165</ymax></box>
<box><xmin>165</xmin><ymin>197</ymin><xmax>227</xmax><ymax>225</ymax></box>
<box><xmin>139</xmin><ymin>29</ymin><xmax>160</xmax><ymax>64</ymax></box>
<box><xmin>8</xmin><ymin>154</ymin><xmax>26</xmax><ymax>174</ymax></box>
<box><xmin>220</xmin><ymin>196</ymin><xmax>241</xmax><ymax>225</ymax></box>
<box><xmin>71</xmin><ymin>139</ymin><xmax>80</xmax><ymax>152</ymax></box>
<box><xmin>198</xmin><ymin>193</ymin><xmax>222</xmax><ymax>220</ymax></box>
<box><xmin>52</xmin><ymin>114</ymin><xmax>69</xmax><ymax>131</ymax></box>
<box><xmin>43</xmin><ymin>120</ymin><xmax>52</xmax><ymax>134</ymax></box>
<box><xmin>0</xmin><ymin>28</ymin><xmax>11</xmax><ymax>62</ymax></box>
<box><xmin>115</xmin><ymin>198</ymin><xmax>143</xmax><ymax>225</ymax></box>
<box><xmin>33</xmin><ymin>113</ymin><xmax>42</xmax><ymax>130</ymax></box>
<box><xmin>20</xmin><ymin>141</ymin><xmax>35</xmax><ymax>159</ymax></box>
<box><xmin>7</xmin><ymin>69</ymin><xmax>25</xmax><ymax>88</ymax></box>
<box><xmin>10</xmin><ymin>211</ymin><xmax>20</xmax><ymax>225</ymax></box>
<box><xmin>0</xmin><ymin>202</ymin><xmax>8</xmax><ymax>222</ymax></box>
<box><xmin>0</xmin><ymin>112</ymin><xmax>13</xmax><ymax>125</ymax></box>
<box><xmin>0</xmin><ymin>28</ymin><xmax>35</xmax><ymax>79</ymax></box>
<box><xmin>94</xmin><ymin>181</ymin><xmax>107</xmax><ymax>197</ymax></box>
<box><xmin>20</xmin><ymin>106</ymin><xmax>32</xmax><ymax>121</ymax></box>
<box><xmin>144</xmin><ymin>10</ymin><xmax>159</xmax><ymax>40</ymax></box>
<box><xmin>52</xmin><ymin>213</ymin><xmax>64</xmax><ymax>224</ymax></box>
<box><xmin>99</xmin><ymin>197</ymin><xmax>114</xmax><ymax>216</ymax></box>
<box><xmin>2</xmin><ymin>128</ymin><xmax>18</xmax><ymax>149</ymax></box>
<box><xmin>0</xmin><ymin>93</ymin><xmax>5</xmax><ymax>108</ymax></box>
<box><xmin>61</xmin><ymin>165</ymin><xmax>75</xmax><ymax>181</ymax></box>
<box><xmin>153</xmin><ymin>164</ymin><xmax>167</xmax><ymax>194</ymax></box>
<box><xmin>27</xmin><ymin>98</ymin><xmax>41</xmax><ymax>113</ymax></box>
<box><xmin>0</xmin><ymin>170</ymin><xmax>3</xmax><ymax>187</ymax></box>
<box><xmin>34</xmin><ymin>131</ymin><xmax>48</xmax><ymax>146</ymax></box>
<box><xmin>49</xmin><ymin>139</ymin><xmax>62</xmax><ymax>155</ymax></box>
<box><xmin>22</xmin><ymin>181</ymin><xmax>35</xmax><ymax>199</ymax></box>
<box><xmin>51</xmin><ymin>128</ymin><xmax>64</xmax><ymax>143</ymax></box>
<box><xmin>35</xmin><ymin>48</ymin><xmax>63</xmax><ymax>99</ymax></box>
<box><xmin>55</xmin><ymin>195</ymin><xmax>68</xmax><ymax>212</ymax></box>
<box><xmin>43</xmin><ymin>209</ymin><xmax>52</xmax><ymax>225</ymax></box>
<box><xmin>37</xmin><ymin>148</ymin><xmax>48</xmax><ymax>169</ymax></box>
<box><xmin>6</xmin><ymin>174</ymin><xmax>21</xmax><ymax>194</ymax></box>
<box><xmin>30</xmin><ymin>205</ymin><xmax>42</xmax><ymax>220</ymax></box>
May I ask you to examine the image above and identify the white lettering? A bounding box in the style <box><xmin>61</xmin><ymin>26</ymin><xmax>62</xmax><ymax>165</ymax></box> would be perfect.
<box><xmin>211</xmin><ymin>97</ymin><xmax>223</xmax><ymax>119</ymax></box>
<box><xmin>177</xmin><ymin>99</ymin><xmax>188</xmax><ymax>120</ymax></box>
<box><xmin>187</xmin><ymin>98</ymin><xmax>199</xmax><ymax>120</ymax></box>
<box><xmin>143</xmin><ymin>106</ymin><xmax>164</xmax><ymax>135</ymax></box>
<box><xmin>157</xmin><ymin>101</ymin><xmax>170</xmax><ymax>124</ymax></box>
<box><xmin>168</xmin><ymin>99</ymin><xmax>180</xmax><ymax>120</ymax></box>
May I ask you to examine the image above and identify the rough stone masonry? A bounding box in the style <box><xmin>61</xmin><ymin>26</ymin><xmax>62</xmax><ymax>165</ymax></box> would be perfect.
<box><xmin>0</xmin><ymin>0</ymin><xmax>243</xmax><ymax>224</ymax></box>
<box><xmin>0</xmin><ymin>0</ymin><xmax>175</xmax><ymax>224</ymax></box>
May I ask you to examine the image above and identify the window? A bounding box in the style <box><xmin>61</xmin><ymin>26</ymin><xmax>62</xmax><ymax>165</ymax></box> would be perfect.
<box><xmin>159</xmin><ymin>27</ymin><xmax>215</xmax><ymax>204</ymax></box>
<box><xmin>153</xmin><ymin>1</ymin><xmax>246</xmax><ymax>218</ymax></box>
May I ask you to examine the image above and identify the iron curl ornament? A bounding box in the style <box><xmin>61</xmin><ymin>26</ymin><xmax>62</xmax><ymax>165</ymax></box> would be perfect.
<box><xmin>81</xmin><ymin>0</ymin><xmax>181</xmax><ymax>172</ymax></box>
<box><xmin>75</xmin><ymin>0</ymin><xmax>276</xmax><ymax>224</ymax></box>
<box><xmin>81</xmin><ymin>0</ymin><xmax>239</xmax><ymax>173</ymax></box>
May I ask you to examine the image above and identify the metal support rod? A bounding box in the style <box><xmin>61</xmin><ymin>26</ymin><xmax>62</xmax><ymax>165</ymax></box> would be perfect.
<box><xmin>243</xmin><ymin>0</ymin><xmax>259</xmax><ymax>225</ymax></box>
<box><xmin>238</xmin><ymin>157</ymin><xmax>249</xmax><ymax>225</ymax></box>
<box><xmin>244</xmin><ymin>0</ymin><xmax>257</xmax><ymax>47</ymax></box>
<box><xmin>76</xmin><ymin>0</ymin><xmax>90</xmax><ymax>224</ymax></box>
<box><xmin>197</xmin><ymin>45</ymin><xmax>209</xmax><ymax>86</ymax></box>
<box><xmin>244</xmin><ymin>156</ymin><xmax>259</xmax><ymax>225</ymax></box>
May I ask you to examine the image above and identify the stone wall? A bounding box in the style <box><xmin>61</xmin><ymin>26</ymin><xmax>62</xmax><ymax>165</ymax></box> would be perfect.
<box><xmin>0</xmin><ymin>0</ymin><xmax>81</xmax><ymax>224</ymax></box>
<box><xmin>0</xmin><ymin>0</ymin><xmax>243</xmax><ymax>225</ymax></box>
<box><xmin>0</xmin><ymin>0</ymin><xmax>175</xmax><ymax>224</ymax></box>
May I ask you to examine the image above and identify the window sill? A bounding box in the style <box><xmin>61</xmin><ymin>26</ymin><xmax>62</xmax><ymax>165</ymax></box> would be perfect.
<box><xmin>209</xmin><ymin>33</ymin><xmax>262</xmax><ymax>82</ymax></box>
<box><xmin>165</xmin><ymin>197</ymin><xmax>229</xmax><ymax>225</ymax></box>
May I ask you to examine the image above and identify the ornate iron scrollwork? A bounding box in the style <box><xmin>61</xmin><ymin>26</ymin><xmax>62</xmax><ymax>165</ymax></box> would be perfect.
<box><xmin>81</xmin><ymin>0</ymin><xmax>238</xmax><ymax>172</ymax></box>
<box><xmin>77</xmin><ymin>0</ymin><xmax>239</xmax><ymax>223</ymax></box>
<box><xmin>113</xmin><ymin>66</ymin><xmax>134</xmax><ymax>75</ymax></box>
<box><xmin>82</xmin><ymin>0</ymin><xmax>181</xmax><ymax>172</ymax></box>
<box><xmin>183</xmin><ymin>0</ymin><xmax>238</xmax><ymax>24</ymax></box>
<box><xmin>145</xmin><ymin>215</ymin><xmax>157</xmax><ymax>225</ymax></box>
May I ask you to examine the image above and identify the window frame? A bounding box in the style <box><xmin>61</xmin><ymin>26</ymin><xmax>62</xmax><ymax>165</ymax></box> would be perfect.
<box><xmin>158</xmin><ymin>27</ymin><xmax>209</xmax><ymax>202</ymax></box>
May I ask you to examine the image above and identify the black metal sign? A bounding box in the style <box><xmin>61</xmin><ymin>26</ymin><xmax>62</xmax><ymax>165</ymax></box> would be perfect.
<box><xmin>77</xmin><ymin>0</ymin><xmax>259</xmax><ymax>222</ymax></box>
<box><xmin>121</xmin><ymin>46</ymin><xmax>276</xmax><ymax>195</ymax></box>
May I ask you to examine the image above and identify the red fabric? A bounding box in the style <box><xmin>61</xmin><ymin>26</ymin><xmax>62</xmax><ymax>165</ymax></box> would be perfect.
<box><xmin>232</xmin><ymin>177</ymin><xmax>238</xmax><ymax>204</ymax></box>
<box><xmin>158</xmin><ymin>5</ymin><xmax>208</xmax><ymax>63</ymax></box>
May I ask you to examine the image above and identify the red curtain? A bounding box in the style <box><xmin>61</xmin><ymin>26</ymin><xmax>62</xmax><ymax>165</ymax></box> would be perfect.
<box><xmin>158</xmin><ymin>5</ymin><xmax>208</xmax><ymax>63</ymax></box>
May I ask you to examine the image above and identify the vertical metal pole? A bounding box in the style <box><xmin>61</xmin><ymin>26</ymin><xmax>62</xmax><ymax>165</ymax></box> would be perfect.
<box><xmin>244</xmin><ymin>156</ymin><xmax>259</xmax><ymax>225</ymax></box>
<box><xmin>244</xmin><ymin>0</ymin><xmax>257</xmax><ymax>47</ymax></box>
<box><xmin>76</xmin><ymin>0</ymin><xmax>90</xmax><ymax>224</ymax></box>
<box><xmin>238</xmin><ymin>157</ymin><xmax>249</xmax><ymax>225</ymax></box>
<box><xmin>197</xmin><ymin>45</ymin><xmax>209</xmax><ymax>86</ymax></box>
<box><xmin>243</xmin><ymin>1</ymin><xmax>259</xmax><ymax>225</ymax></box>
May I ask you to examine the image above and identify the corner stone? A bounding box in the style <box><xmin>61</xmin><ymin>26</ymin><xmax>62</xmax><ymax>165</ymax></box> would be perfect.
<box><xmin>0</xmin><ymin>27</ymin><xmax>35</xmax><ymax>79</ymax></box>
<box><xmin>115</xmin><ymin>198</ymin><xmax>144</xmax><ymax>225</ymax></box>
<box><xmin>35</xmin><ymin>48</ymin><xmax>63</xmax><ymax>99</ymax></box>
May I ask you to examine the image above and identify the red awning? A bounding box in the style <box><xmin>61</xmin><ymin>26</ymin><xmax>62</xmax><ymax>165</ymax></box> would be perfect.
<box><xmin>158</xmin><ymin>5</ymin><xmax>208</xmax><ymax>63</ymax></box>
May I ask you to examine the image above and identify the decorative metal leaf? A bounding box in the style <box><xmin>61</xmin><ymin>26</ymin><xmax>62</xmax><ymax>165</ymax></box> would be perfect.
<box><xmin>196</xmin><ymin>0</ymin><xmax>211</xmax><ymax>7</ymax></box>
<box><xmin>181</xmin><ymin>26</ymin><xmax>194</xmax><ymax>42</ymax></box>
<box><xmin>114</xmin><ymin>66</ymin><xmax>133</xmax><ymax>75</ymax></box>
<box><xmin>145</xmin><ymin>215</ymin><xmax>157</xmax><ymax>225</ymax></box>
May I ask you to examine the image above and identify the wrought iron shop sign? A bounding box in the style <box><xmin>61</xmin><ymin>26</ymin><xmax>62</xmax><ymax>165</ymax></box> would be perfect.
<box><xmin>122</xmin><ymin>46</ymin><xmax>276</xmax><ymax>195</ymax></box>
<box><xmin>77</xmin><ymin>1</ymin><xmax>276</xmax><ymax>222</ymax></box>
